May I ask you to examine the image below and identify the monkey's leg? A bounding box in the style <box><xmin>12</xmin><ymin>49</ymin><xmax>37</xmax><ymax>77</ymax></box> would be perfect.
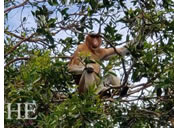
<box><xmin>78</xmin><ymin>67</ymin><xmax>97</xmax><ymax>94</ymax></box>
<box><xmin>97</xmin><ymin>71</ymin><xmax>121</xmax><ymax>95</ymax></box>
<box><xmin>104</xmin><ymin>73</ymin><xmax>130</xmax><ymax>97</ymax></box>
<box><xmin>103</xmin><ymin>70</ymin><xmax>121</xmax><ymax>87</ymax></box>
<box><xmin>68</xmin><ymin>65</ymin><xmax>85</xmax><ymax>75</ymax></box>
<box><xmin>107</xmin><ymin>74</ymin><xmax>121</xmax><ymax>87</ymax></box>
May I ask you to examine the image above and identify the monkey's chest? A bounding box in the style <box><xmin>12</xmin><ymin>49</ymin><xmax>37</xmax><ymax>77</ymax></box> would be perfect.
<box><xmin>79</xmin><ymin>51</ymin><xmax>101</xmax><ymax>73</ymax></box>
<box><xmin>80</xmin><ymin>50</ymin><xmax>100</xmax><ymax>60</ymax></box>
<box><xmin>90</xmin><ymin>54</ymin><xmax>100</xmax><ymax>61</ymax></box>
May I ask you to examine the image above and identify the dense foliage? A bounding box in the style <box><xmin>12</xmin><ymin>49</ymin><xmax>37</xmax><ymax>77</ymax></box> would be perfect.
<box><xmin>4</xmin><ymin>0</ymin><xmax>174</xmax><ymax>128</ymax></box>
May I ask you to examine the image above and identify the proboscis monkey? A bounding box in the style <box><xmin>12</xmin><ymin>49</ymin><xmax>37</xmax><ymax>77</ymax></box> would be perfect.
<box><xmin>68</xmin><ymin>33</ymin><xmax>129</xmax><ymax>94</ymax></box>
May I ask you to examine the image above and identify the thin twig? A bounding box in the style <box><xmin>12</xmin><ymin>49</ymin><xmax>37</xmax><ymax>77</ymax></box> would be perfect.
<box><xmin>5</xmin><ymin>33</ymin><xmax>35</xmax><ymax>57</ymax></box>
<box><xmin>5</xmin><ymin>31</ymin><xmax>41</xmax><ymax>42</ymax></box>
<box><xmin>4</xmin><ymin>57</ymin><xmax>30</xmax><ymax>68</ymax></box>
<box><xmin>4</xmin><ymin>56</ymin><xmax>71</xmax><ymax>68</ymax></box>
<box><xmin>4</xmin><ymin>0</ymin><xmax>29</xmax><ymax>14</ymax></box>
<box><xmin>51</xmin><ymin>56</ymin><xmax>72</xmax><ymax>59</ymax></box>
<box><xmin>139</xmin><ymin>109</ymin><xmax>161</xmax><ymax>117</ymax></box>
<box><xmin>101</xmin><ymin>35</ymin><xmax>130</xmax><ymax>86</ymax></box>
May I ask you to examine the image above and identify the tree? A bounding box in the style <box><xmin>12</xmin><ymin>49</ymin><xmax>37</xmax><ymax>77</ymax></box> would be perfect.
<box><xmin>4</xmin><ymin>0</ymin><xmax>174</xmax><ymax>128</ymax></box>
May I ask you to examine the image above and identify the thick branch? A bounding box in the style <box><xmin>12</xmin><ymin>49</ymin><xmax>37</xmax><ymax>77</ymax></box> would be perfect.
<box><xmin>139</xmin><ymin>109</ymin><xmax>161</xmax><ymax>117</ymax></box>
<box><xmin>122</xmin><ymin>62</ymin><xmax>134</xmax><ymax>86</ymax></box>
<box><xmin>127</xmin><ymin>82</ymin><xmax>152</xmax><ymax>96</ymax></box>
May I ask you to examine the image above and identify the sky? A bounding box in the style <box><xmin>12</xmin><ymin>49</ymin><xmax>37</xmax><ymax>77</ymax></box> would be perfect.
<box><xmin>6</xmin><ymin>0</ymin><xmax>134</xmax><ymax>40</ymax></box>
<box><xmin>6</xmin><ymin>0</ymin><xmax>80</xmax><ymax>40</ymax></box>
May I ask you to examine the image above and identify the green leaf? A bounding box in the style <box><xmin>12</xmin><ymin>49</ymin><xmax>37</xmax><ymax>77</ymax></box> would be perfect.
<box><xmin>23</xmin><ymin>17</ymin><xmax>26</xmax><ymax>22</ymax></box>
<box><xmin>48</xmin><ymin>0</ymin><xmax>58</xmax><ymax>6</ymax></box>
<box><xmin>89</xmin><ymin>0</ymin><xmax>97</xmax><ymax>10</ymax></box>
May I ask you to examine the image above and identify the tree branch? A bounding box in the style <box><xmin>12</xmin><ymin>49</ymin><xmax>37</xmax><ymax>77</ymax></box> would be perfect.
<box><xmin>4</xmin><ymin>57</ymin><xmax>30</xmax><ymax>68</ymax></box>
<box><xmin>4</xmin><ymin>56</ymin><xmax>71</xmax><ymax>68</ymax></box>
<box><xmin>101</xmin><ymin>35</ymin><xmax>131</xmax><ymax>86</ymax></box>
<box><xmin>4</xmin><ymin>0</ymin><xmax>29</xmax><ymax>14</ymax></box>
<box><xmin>51</xmin><ymin>56</ymin><xmax>72</xmax><ymax>59</ymax></box>
<box><xmin>139</xmin><ymin>109</ymin><xmax>161</xmax><ymax>117</ymax></box>
<box><xmin>127</xmin><ymin>82</ymin><xmax>152</xmax><ymax>96</ymax></box>
<box><xmin>5</xmin><ymin>31</ymin><xmax>42</xmax><ymax>42</ymax></box>
<box><xmin>4</xmin><ymin>33</ymin><xmax>35</xmax><ymax>57</ymax></box>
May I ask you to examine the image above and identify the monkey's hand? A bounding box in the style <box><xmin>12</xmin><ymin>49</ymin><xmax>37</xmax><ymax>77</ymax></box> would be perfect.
<box><xmin>85</xmin><ymin>64</ymin><xmax>94</xmax><ymax>73</ymax></box>
<box><xmin>68</xmin><ymin>65</ymin><xmax>85</xmax><ymax>75</ymax></box>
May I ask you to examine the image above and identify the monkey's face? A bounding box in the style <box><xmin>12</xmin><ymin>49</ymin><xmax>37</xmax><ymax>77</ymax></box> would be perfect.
<box><xmin>86</xmin><ymin>34</ymin><xmax>102</xmax><ymax>50</ymax></box>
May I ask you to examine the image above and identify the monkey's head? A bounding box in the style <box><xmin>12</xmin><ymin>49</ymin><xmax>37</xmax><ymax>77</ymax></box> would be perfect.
<box><xmin>85</xmin><ymin>33</ymin><xmax>102</xmax><ymax>50</ymax></box>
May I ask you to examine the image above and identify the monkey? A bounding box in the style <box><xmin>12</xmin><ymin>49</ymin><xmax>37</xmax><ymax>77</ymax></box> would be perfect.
<box><xmin>68</xmin><ymin>33</ymin><xmax>129</xmax><ymax>94</ymax></box>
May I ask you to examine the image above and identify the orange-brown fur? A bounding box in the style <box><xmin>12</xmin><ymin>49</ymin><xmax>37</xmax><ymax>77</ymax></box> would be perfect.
<box><xmin>69</xmin><ymin>34</ymin><xmax>108</xmax><ymax>74</ymax></box>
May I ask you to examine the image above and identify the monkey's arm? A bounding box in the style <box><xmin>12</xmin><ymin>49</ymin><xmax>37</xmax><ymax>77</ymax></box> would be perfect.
<box><xmin>68</xmin><ymin>65</ymin><xmax>85</xmax><ymax>74</ymax></box>
<box><xmin>102</xmin><ymin>46</ymin><xmax>129</xmax><ymax>60</ymax></box>
<box><xmin>68</xmin><ymin>45</ymin><xmax>85</xmax><ymax>74</ymax></box>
